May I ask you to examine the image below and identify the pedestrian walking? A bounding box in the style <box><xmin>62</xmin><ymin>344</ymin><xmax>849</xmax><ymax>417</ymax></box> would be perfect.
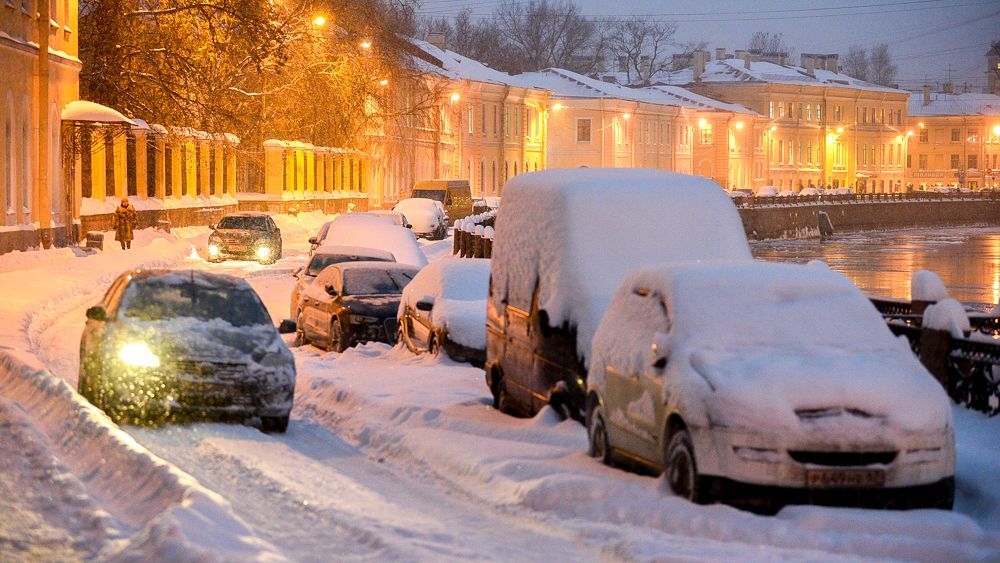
<box><xmin>112</xmin><ymin>197</ymin><xmax>137</xmax><ymax>250</ymax></box>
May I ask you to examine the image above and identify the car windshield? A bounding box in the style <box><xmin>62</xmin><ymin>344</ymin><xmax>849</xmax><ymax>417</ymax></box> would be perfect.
<box><xmin>411</xmin><ymin>189</ymin><xmax>445</xmax><ymax>202</ymax></box>
<box><xmin>307</xmin><ymin>254</ymin><xmax>392</xmax><ymax>277</ymax></box>
<box><xmin>120</xmin><ymin>279</ymin><xmax>271</xmax><ymax>326</ymax></box>
<box><xmin>342</xmin><ymin>269</ymin><xmax>413</xmax><ymax>296</ymax></box>
<box><xmin>217</xmin><ymin>216</ymin><xmax>267</xmax><ymax>231</ymax></box>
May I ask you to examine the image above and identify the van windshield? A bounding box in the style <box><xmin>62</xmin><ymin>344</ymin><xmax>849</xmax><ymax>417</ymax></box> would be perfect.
<box><xmin>411</xmin><ymin>189</ymin><xmax>445</xmax><ymax>202</ymax></box>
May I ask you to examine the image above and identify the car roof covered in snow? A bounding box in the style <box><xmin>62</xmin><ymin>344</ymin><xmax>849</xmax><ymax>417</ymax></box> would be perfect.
<box><xmin>312</xmin><ymin>245</ymin><xmax>396</xmax><ymax>262</ymax></box>
<box><xmin>491</xmin><ymin>168</ymin><xmax>750</xmax><ymax>366</ymax></box>
<box><xmin>123</xmin><ymin>269</ymin><xmax>254</xmax><ymax>290</ymax></box>
<box><xmin>327</xmin><ymin>261</ymin><xmax>420</xmax><ymax>274</ymax></box>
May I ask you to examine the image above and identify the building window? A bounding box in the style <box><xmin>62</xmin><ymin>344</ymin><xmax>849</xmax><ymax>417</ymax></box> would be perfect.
<box><xmin>907</xmin><ymin>154</ymin><xmax>912</xmax><ymax>168</ymax></box>
<box><xmin>968</xmin><ymin>129</ymin><xmax>978</xmax><ymax>143</ymax></box>
<box><xmin>4</xmin><ymin>106</ymin><xmax>11</xmax><ymax>214</ymax></box>
<box><xmin>806</xmin><ymin>141</ymin><xmax>812</xmax><ymax>164</ymax></box>
<box><xmin>862</xmin><ymin>107</ymin><xmax>868</xmax><ymax>124</ymax></box>
<box><xmin>951</xmin><ymin>129</ymin><xmax>960</xmax><ymax>142</ymax></box>
<box><xmin>798</xmin><ymin>104</ymin><xmax>803</xmax><ymax>120</ymax></box>
<box><xmin>576</xmin><ymin>118</ymin><xmax>592</xmax><ymax>144</ymax></box>
<box><xmin>778</xmin><ymin>140</ymin><xmax>784</xmax><ymax>164</ymax></box>
<box><xmin>21</xmin><ymin>117</ymin><xmax>30</xmax><ymax>218</ymax></box>
<box><xmin>787</xmin><ymin>103</ymin><xmax>793</xmax><ymax>118</ymax></box>
<box><xmin>467</xmin><ymin>106</ymin><xmax>474</xmax><ymax>134</ymax></box>
<box><xmin>888</xmin><ymin>110</ymin><xmax>894</xmax><ymax>125</ymax></box>
<box><xmin>896</xmin><ymin>110</ymin><xmax>901</xmax><ymax>124</ymax></box>
<box><xmin>700</xmin><ymin>123</ymin><xmax>712</xmax><ymax>144</ymax></box>
<box><xmin>919</xmin><ymin>128</ymin><xmax>928</xmax><ymax>143</ymax></box>
<box><xmin>834</xmin><ymin>105</ymin><xmax>841</xmax><ymax>121</ymax></box>
<box><xmin>769</xmin><ymin>101</ymin><xmax>774</xmax><ymax>118</ymax></box>
<box><xmin>816</xmin><ymin>104</ymin><xmax>823</xmax><ymax>122</ymax></box>
<box><xmin>481</xmin><ymin>104</ymin><xmax>486</xmax><ymax>135</ymax></box>
<box><xmin>806</xmin><ymin>104</ymin><xmax>812</xmax><ymax>121</ymax></box>
<box><xmin>862</xmin><ymin>144</ymin><xmax>867</xmax><ymax>165</ymax></box>
<box><xmin>969</xmin><ymin>155</ymin><xmax>978</xmax><ymax>169</ymax></box>
<box><xmin>777</xmin><ymin>103</ymin><xmax>783</xmax><ymax>119</ymax></box>
<box><xmin>493</xmin><ymin>105</ymin><xmax>498</xmax><ymax>136</ymax></box>
<box><xmin>951</xmin><ymin>154</ymin><xmax>960</xmax><ymax>169</ymax></box>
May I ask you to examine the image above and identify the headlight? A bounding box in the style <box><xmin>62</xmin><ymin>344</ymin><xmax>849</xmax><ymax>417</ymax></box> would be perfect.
<box><xmin>257</xmin><ymin>246</ymin><xmax>271</xmax><ymax>259</ymax></box>
<box><xmin>208</xmin><ymin>244</ymin><xmax>220</xmax><ymax>256</ymax></box>
<box><xmin>118</xmin><ymin>342</ymin><xmax>160</xmax><ymax>368</ymax></box>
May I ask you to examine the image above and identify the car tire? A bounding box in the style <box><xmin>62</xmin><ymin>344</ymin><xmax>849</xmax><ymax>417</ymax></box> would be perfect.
<box><xmin>261</xmin><ymin>415</ymin><xmax>289</xmax><ymax>433</ymax></box>
<box><xmin>664</xmin><ymin>429</ymin><xmax>706</xmax><ymax>503</ymax></box>
<box><xmin>494</xmin><ymin>377</ymin><xmax>512</xmax><ymax>414</ymax></box>
<box><xmin>588</xmin><ymin>406</ymin><xmax>612</xmax><ymax>465</ymax></box>
<box><xmin>428</xmin><ymin>334</ymin><xmax>441</xmax><ymax>356</ymax></box>
<box><xmin>328</xmin><ymin>318</ymin><xmax>346</xmax><ymax>353</ymax></box>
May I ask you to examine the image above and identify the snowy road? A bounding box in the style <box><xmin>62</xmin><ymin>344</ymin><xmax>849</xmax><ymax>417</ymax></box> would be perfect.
<box><xmin>3</xmin><ymin>216</ymin><xmax>1000</xmax><ymax>561</ymax></box>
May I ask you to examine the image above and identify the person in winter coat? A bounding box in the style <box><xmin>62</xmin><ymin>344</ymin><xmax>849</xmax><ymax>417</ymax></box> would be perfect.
<box><xmin>112</xmin><ymin>197</ymin><xmax>138</xmax><ymax>249</ymax></box>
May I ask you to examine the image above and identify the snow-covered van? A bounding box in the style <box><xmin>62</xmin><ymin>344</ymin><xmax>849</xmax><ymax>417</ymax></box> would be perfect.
<box><xmin>411</xmin><ymin>179</ymin><xmax>473</xmax><ymax>225</ymax></box>
<box><xmin>486</xmin><ymin>169</ymin><xmax>751</xmax><ymax>421</ymax></box>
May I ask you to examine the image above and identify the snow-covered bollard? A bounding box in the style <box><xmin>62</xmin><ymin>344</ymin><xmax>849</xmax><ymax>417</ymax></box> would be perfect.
<box><xmin>482</xmin><ymin>226</ymin><xmax>494</xmax><ymax>258</ymax></box>
<box><xmin>919</xmin><ymin>298</ymin><xmax>970</xmax><ymax>387</ymax></box>
<box><xmin>912</xmin><ymin>270</ymin><xmax>949</xmax><ymax>315</ymax></box>
<box><xmin>453</xmin><ymin>219</ymin><xmax>464</xmax><ymax>255</ymax></box>
<box><xmin>473</xmin><ymin>225</ymin><xmax>486</xmax><ymax>257</ymax></box>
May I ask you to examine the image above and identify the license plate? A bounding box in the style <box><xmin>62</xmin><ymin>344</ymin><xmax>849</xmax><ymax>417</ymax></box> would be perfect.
<box><xmin>227</xmin><ymin>244</ymin><xmax>248</xmax><ymax>252</ymax></box>
<box><xmin>806</xmin><ymin>468</ymin><xmax>885</xmax><ymax>488</ymax></box>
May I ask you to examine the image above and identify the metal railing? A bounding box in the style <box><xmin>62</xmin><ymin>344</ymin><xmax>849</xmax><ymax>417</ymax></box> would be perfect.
<box><xmin>733</xmin><ymin>190</ymin><xmax>1000</xmax><ymax>208</ymax></box>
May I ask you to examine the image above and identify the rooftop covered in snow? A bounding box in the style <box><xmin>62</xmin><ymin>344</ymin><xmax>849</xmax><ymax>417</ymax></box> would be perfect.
<box><xmin>908</xmin><ymin>92</ymin><xmax>1000</xmax><ymax>117</ymax></box>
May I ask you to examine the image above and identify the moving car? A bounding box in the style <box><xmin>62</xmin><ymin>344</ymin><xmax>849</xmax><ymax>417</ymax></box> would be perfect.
<box><xmin>393</xmin><ymin>198</ymin><xmax>448</xmax><ymax>239</ymax></box>
<box><xmin>78</xmin><ymin>269</ymin><xmax>296</xmax><ymax>432</ymax></box>
<box><xmin>296</xmin><ymin>262</ymin><xmax>419</xmax><ymax>352</ymax></box>
<box><xmin>487</xmin><ymin>169</ymin><xmax>751</xmax><ymax>421</ymax></box>
<box><xmin>207</xmin><ymin>212</ymin><xmax>283</xmax><ymax>264</ymax></box>
<box><xmin>586</xmin><ymin>261</ymin><xmax>954</xmax><ymax>512</ymax></box>
<box><xmin>398</xmin><ymin>258</ymin><xmax>490</xmax><ymax>366</ymax></box>
<box><xmin>316</xmin><ymin>213</ymin><xmax>428</xmax><ymax>267</ymax></box>
<box><xmin>290</xmin><ymin>245</ymin><xmax>396</xmax><ymax>319</ymax></box>
<box><xmin>411</xmin><ymin>179</ymin><xmax>473</xmax><ymax>225</ymax></box>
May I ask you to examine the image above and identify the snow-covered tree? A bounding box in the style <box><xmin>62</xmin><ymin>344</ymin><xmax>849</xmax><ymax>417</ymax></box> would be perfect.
<box><xmin>606</xmin><ymin>18</ymin><xmax>678</xmax><ymax>85</ymax></box>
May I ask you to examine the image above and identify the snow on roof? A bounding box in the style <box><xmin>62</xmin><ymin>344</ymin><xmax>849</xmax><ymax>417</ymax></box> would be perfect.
<box><xmin>410</xmin><ymin>38</ymin><xmax>522</xmax><ymax>86</ymax></box>
<box><xmin>491</xmin><ymin>168</ymin><xmax>751</xmax><ymax>366</ymax></box>
<box><xmin>313</xmin><ymin>245</ymin><xmax>396</xmax><ymax>262</ymax></box>
<box><xmin>320</xmin><ymin>214</ymin><xmax>428</xmax><ymax>268</ymax></box>
<box><xmin>657</xmin><ymin>58</ymin><xmax>905</xmax><ymax>94</ymax></box>
<box><xmin>908</xmin><ymin>92</ymin><xmax>1000</xmax><ymax>117</ymax></box>
<box><xmin>61</xmin><ymin>100</ymin><xmax>136</xmax><ymax>125</ymax></box>
<box><xmin>399</xmin><ymin>258</ymin><xmax>491</xmax><ymax>349</ymax></box>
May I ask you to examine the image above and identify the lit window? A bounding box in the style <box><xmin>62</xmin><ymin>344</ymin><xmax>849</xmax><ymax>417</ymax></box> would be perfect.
<box><xmin>700</xmin><ymin>123</ymin><xmax>712</xmax><ymax>144</ymax></box>
<box><xmin>576</xmin><ymin>118</ymin><xmax>592</xmax><ymax>144</ymax></box>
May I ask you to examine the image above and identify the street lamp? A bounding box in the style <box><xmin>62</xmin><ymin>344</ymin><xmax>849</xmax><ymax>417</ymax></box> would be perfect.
<box><xmin>312</xmin><ymin>16</ymin><xmax>327</xmax><ymax>26</ymax></box>
<box><xmin>359</xmin><ymin>40</ymin><xmax>372</xmax><ymax>49</ymax></box>
<box><xmin>378</xmin><ymin>79</ymin><xmax>389</xmax><ymax>87</ymax></box>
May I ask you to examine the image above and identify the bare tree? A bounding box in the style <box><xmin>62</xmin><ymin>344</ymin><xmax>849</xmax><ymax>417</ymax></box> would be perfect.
<box><xmin>841</xmin><ymin>45</ymin><xmax>870</xmax><ymax>81</ymax></box>
<box><xmin>747</xmin><ymin>31</ymin><xmax>790</xmax><ymax>56</ymax></box>
<box><xmin>494</xmin><ymin>0</ymin><xmax>605</xmax><ymax>74</ymax></box>
<box><xmin>421</xmin><ymin>9</ymin><xmax>509</xmax><ymax>69</ymax></box>
<box><xmin>606</xmin><ymin>17</ymin><xmax>678</xmax><ymax>85</ymax></box>
<box><xmin>670</xmin><ymin>39</ymin><xmax>708</xmax><ymax>70</ymax></box>
<box><xmin>869</xmin><ymin>43</ymin><xmax>897</xmax><ymax>86</ymax></box>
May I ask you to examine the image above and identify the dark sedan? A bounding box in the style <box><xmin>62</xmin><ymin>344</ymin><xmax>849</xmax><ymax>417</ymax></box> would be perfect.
<box><xmin>208</xmin><ymin>212</ymin><xmax>283</xmax><ymax>264</ymax></box>
<box><xmin>78</xmin><ymin>269</ymin><xmax>296</xmax><ymax>432</ymax></box>
<box><xmin>296</xmin><ymin>262</ymin><xmax>418</xmax><ymax>352</ymax></box>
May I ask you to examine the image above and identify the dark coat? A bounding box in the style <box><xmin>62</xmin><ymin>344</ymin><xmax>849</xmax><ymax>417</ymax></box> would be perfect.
<box><xmin>113</xmin><ymin>203</ymin><xmax>137</xmax><ymax>242</ymax></box>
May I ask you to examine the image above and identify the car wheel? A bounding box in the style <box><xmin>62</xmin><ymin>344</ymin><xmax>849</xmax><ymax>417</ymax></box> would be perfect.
<box><xmin>328</xmin><ymin>318</ymin><xmax>346</xmax><ymax>353</ymax></box>
<box><xmin>588</xmin><ymin>406</ymin><xmax>612</xmax><ymax>465</ymax></box>
<box><xmin>260</xmin><ymin>415</ymin><xmax>289</xmax><ymax>433</ymax></box>
<box><xmin>495</xmin><ymin>378</ymin><xmax>513</xmax><ymax>414</ymax></box>
<box><xmin>665</xmin><ymin>429</ymin><xmax>704</xmax><ymax>503</ymax></box>
<box><xmin>428</xmin><ymin>334</ymin><xmax>441</xmax><ymax>356</ymax></box>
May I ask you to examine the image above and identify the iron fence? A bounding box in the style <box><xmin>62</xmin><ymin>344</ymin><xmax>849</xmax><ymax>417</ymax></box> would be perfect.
<box><xmin>734</xmin><ymin>190</ymin><xmax>1000</xmax><ymax>209</ymax></box>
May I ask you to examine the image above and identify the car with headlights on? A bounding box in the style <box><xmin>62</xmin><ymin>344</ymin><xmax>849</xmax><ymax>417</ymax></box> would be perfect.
<box><xmin>290</xmin><ymin>245</ymin><xmax>396</xmax><ymax>321</ymax></box>
<box><xmin>297</xmin><ymin>262</ymin><xmax>418</xmax><ymax>352</ymax></box>
<box><xmin>78</xmin><ymin>269</ymin><xmax>296</xmax><ymax>432</ymax></box>
<box><xmin>586</xmin><ymin>261</ymin><xmax>955</xmax><ymax>512</ymax></box>
<box><xmin>207</xmin><ymin>212</ymin><xmax>282</xmax><ymax>264</ymax></box>
<box><xmin>397</xmin><ymin>258</ymin><xmax>489</xmax><ymax>366</ymax></box>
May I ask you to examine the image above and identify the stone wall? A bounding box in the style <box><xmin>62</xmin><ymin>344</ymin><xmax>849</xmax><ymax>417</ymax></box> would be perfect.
<box><xmin>740</xmin><ymin>200</ymin><xmax>1000</xmax><ymax>240</ymax></box>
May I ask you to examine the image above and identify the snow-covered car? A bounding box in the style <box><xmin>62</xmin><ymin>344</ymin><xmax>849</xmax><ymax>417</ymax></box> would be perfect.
<box><xmin>798</xmin><ymin>187</ymin><xmax>822</xmax><ymax>196</ymax></box>
<box><xmin>308</xmin><ymin>213</ymin><xmax>395</xmax><ymax>254</ymax></box>
<box><xmin>393</xmin><ymin>198</ymin><xmax>448</xmax><ymax>239</ymax></box>
<box><xmin>317</xmin><ymin>213</ymin><xmax>428</xmax><ymax>267</ymax></box>
<box><xmin>778</xmin><ymin>190</ymin><xmax>797</xmax><ymax>197</ymax></box>
<box><xmin>488</xmin><ymin>169</ymin><xmax>751</xmax><ymax>421</ymax></box>
<box><xmin>207</xmin><ymin>212</ymin><xmax>283</xmax><ymax>264</ymax></box>
<box><xmin>833</xmin><ymin>187</ymin><xmax>856</xmax><ymax>195</ymax></box>
<box><xmin>586</xmin><ymin>261</ymin><xmax>955</xmax><ymax>511</ymax></box>
<box><xmin>755</xmin><ymin>186</ymin><xmax>779</xmax><ymax>197</ymax></box>
<box><xmin>368</xmin><ymin>210</ymin><xmax>412</xmax><ymax>229</ymax></box>
<box><xmin>296</xmin><ymin>262</ymin><xmax>419</xmax><ymax>352</ymax></box>
<box><xmin>727</xmin><ymin>189</ymin><xmax>751</xmax><ymax>199</ymax></box>
<box><xmin>78</xmin><ymin>269</ymin><xmax>296</xmax><ymax>432</ymax></box>
<box><xmin>397</xmin><ymin>258</ymin><xmax>490</xmax><ymax>366</ymax></box>
<box><xmin>289</xmin><ymin>245</ymin><xmax>396</xmax><ymax>319</ymax></box>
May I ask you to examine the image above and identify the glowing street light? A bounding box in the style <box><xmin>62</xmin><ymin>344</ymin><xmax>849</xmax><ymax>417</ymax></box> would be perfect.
<box><xmin>734</xmin><ymin>121</ymin><xmax>744</xmax><ymax>130</ymax></box>
<box><xmin>697</xmin><ymin>118</ymin><xmax>707</xmax><ymax>128</ymax></box>
<box><xmin>622</xmin><ymin>113</ymin><xmax>631</xmax><ymax>120</ymax></box>
<box><xmin>378</xmin><ymin>79</ymin><xmax>389</xmax><ymax>86</ymax></box>
<box><xmin>552</xmin><ymin>103</ymin><xmax>563</xmax><ymax>112</ymax></box>
<box><xmin>359</xmin><ymin>40</ymin><xmax>372</xmax><ymax>49</ymax></box>
<box><xmin>312</xmin><ymin>16</ymin><xmax>327</xmax><ymax>26</ymax></box>
<box><xmin>450</xmin><ymin>93</ymin><xmax>461</xmax><ymax>103</ymax></box>
<box><xmin>994</xmin><ymin>124</ymin><xmax>1000</xmax><ymax>136</ymax></box>
<box><xmin>769</xmin><ymin>125</ymin><xmax>777</xmax><ymax>132</ymax></box>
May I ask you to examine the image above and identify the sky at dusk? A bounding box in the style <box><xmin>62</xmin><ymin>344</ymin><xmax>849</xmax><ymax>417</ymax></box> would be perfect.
<box><xmin>415</xmin><ymin>0</ymin><xmax>1000</xmax><ymax>92</ymax></box>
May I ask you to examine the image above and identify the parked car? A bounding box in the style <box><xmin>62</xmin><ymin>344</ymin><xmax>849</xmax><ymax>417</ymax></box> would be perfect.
<box><xmin>296</xmin><ymin>262</ymin><xmax>419</xmax><ymax>352</ymax></box>
<box><xmin>778</xmin><ymin>190</ymin><xmax>797</xmax><ymax>197</ymax></box>
<box><xmin>78</xmin><ymin>269</ymin><xmax>296</xmax><ymax>432</ymax></box>
<box><xmin>290</xmin><ymin>245</ymin><xmax>396</xmax><ymax>319</ymax></box>
<box><xmin>727</xmin><ymin>189</ymin><xmax>751</xmax><ymax>199</ymax></box>
<box><xmin>799</xmin><ymin>187</ymin><xmax>822</xmax><ymax>196</ymax></box>
<box><xmin>316</xmin><ymin>213</ymin><xmax>428</xmax><ymax>267</ymax></box>
<box><xmin>207</xmin><ymin>212</ymin><xmax>282</xmax><ymax>264</ymax></box>
<box><xmin>393</xmin><ymin>198</ymin><xmax>449</xmax><ymax>240</ymax></box>
<box><xmin>398</xmin><ymin>258</ymin><xmax>490</xmax><ymax>366</ymax></box>
<box><xmin>586</xmin><ymin>261</ymin><xmax>955</xmax><ymax>512</ymax></box>
<box><xmin>487</xmin><ymin>169</ymin><xmax>751</xmax><ymax>421</ymax></box>
<box><xmin>411</xmin><ymin>179</ymin><xmax>473</xmax><ymax>225</ymax></box>
<box><xmin>368</xmin><ymin>210</ymin><xmax>412</xmax><ymax>229</ymax></box>
<box><xmin>755</xmin><ymin>185</ymin><xmax>779</xmax><ymax>197</ymax></box>
<box><xmin>308</xmin><ymin>213</ymin><xmax>395</xmax><ymax>254</ymax></box>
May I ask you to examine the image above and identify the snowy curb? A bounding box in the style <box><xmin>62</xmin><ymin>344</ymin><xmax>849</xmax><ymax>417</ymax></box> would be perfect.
<box><xmin>0</xmin><ymin>351</ymin><xmax>285</xmax><ymax>561</ymax></box>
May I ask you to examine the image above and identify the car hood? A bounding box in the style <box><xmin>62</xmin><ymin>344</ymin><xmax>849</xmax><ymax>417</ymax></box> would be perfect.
<box><xmin>340</xmin><ymin>295</ymin><xmax>401</xmax><ymax>318</ymax></box>
<box><xmin>684</xmin><ymin>345</ymin><xmax>951</xmax><ymax>435</ymax></box>
<box><xmin>110</xmin><ymin>317</ymin><xmax>290</xmax><ymax>364</ymax></box>
<box><xmin>212</xmin><ymin>229</ymin><xmax>269</xmax><ymax>241</ymax></box>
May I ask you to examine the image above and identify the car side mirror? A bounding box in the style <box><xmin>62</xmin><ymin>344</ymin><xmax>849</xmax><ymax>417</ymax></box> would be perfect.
<box><xmin>277</xmin><ymin>319</ymin><xmax>296</xmax><ymax>334</ymax></box>
<box><xmin>415</xmin><ymin>298</ymin><xmax>434</xmax><ymax>312</ymax></box>
<box><xmin>325</xmin><ymin>284</ymin><xmax>339</xmax><ymax>296</ymax></box>
<box><xmin>292</xmin><ymin>267</ymin><xmax>302</xmax><ymax>277</ymax></box>
<box><xmin>209</xmin><ymin>223</ymin><xmax>216</xmax><ymax>230</ymax></box>
<box><xmin>404</xmin><ymin>223</ymin><xmax>412</xmax><ymax>229</ymax></box>
<box><xmin>651</xmin><ymin>331</ymin><xmax>670</xmax><ymax>370</ymax></box>
<box><xmin>308</xmin><ymin>236</ymin><xmax>318</xmax><ymax>245</ymax></box>
<box><xmin>86</xmin><ymin>306</ymin><xmax>107</xmax><ymax>322</ymax></box>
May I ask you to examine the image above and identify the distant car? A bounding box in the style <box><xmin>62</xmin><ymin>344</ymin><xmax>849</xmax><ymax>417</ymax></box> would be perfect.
<box><xmin>798</xmin><ymin>187</ymin><xmax>822</xmax><ymax>196</ymax></box>
<box><xmin>296</xmin><ymin>262</ymin><xmax>419</xmax><ymax>352</ymax></box>
<box><xmin>207</xmin><ymin>212</ymin><xmax>283</xmax><ymax>264</ymax></box>
<box><xmin>316</xmin><ymin>213</ymin><xmax>428</xmax><ymax>267</ymax></box>
<box><xmin>727</xmin><ymin>189</ymin><xmax>751</xmax><ymax>199</ymax></box>
<box><xmin>289</xmin><ymin>245</ymin><xmax>396</xmax><ymax>320</ymax></box>
<box><xmin>369</xmin><ymin>210</ymin><xmax>412</xmax><ymax>229</ymax></box>
<box><xmin>755</xmin><ymin>186</ymin><xmax>779</xmax><ymax>197</ymax></box>
<box><xmin>78</xmin><ymin>269</ymin><xmax>296</xmax><ymax>432</ymax></box>
<box><xmin>586</xmin><ymin>261</ymin><xmax>954</xmax><ymax>512</ymax></box>
<box><xmin>397</xmin><ymin>259</ymin><xmax>490</xmax><ymax>366</ymax></box>
<box><xmin>833</xmin><ymin>187</ymin><xmax>856</xmax><ymax>195</ymax></box>
<box><xmin>778</xmin><ymin>190</ymin><xmax>797</xmax><ymax>197</ymax></box>
<box><xmin>393</xmin><ymin>198</ymin><xmax>448</xmax><ymax>239</ymax></box>
<box><xmin>411</xmin><ymin>179</ymin><xmax>473</xmax><ymax>225</ymax></box>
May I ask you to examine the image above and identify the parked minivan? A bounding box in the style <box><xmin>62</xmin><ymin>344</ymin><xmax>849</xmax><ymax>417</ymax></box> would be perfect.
<box><xmin>411</xmin><ymin>179</ymin><xmax>473</xmax><ymax>225</ymax></box>
<box><xmin>486</xmin><ymin>169</ymin><xmax>751</xmax><ymax>421</ymax></box>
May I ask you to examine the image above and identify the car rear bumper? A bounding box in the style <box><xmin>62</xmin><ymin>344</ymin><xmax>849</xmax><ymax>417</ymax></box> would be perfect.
<box><xmin>442</xmin><ymin>337</ymin><xmax>485</xmax><ymax>367</ymax></box>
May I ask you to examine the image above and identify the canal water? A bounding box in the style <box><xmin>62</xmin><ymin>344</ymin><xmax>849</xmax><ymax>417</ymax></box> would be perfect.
<box><xmin>751</xmin><ymin>226</ymin><xmax>1000</xmax><ymax>309</ymax></box>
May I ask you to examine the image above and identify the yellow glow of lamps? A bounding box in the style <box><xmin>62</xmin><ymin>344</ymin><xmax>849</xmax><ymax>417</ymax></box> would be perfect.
<box><xmin>622</xmin><ymin>113</ymin><xmax>632</xmax><ymax>120</ymax></box>
<box><xmin>698</xmin><ymin>118</ymin><xmax>707</xmax><ymax>128</ymax></box>
<box><xmin>450</xmin><ymin>93</ymin><xmax>460</xmax><ymax>103</ymax></box>
<box><xmin>993</xmin><ymin>124</ymin><xmax>1000</xmax><ymax>136</ymax></box>
<box><xmin>312</xmin><ymin>16</ymin><xmax>327</xmax><ymax>26</ymax></box>
<box><xmin>918</xmin><ymin>122</ymin><xmax>925</xmax><ymax>128</ymax></box>
<box><xmin>734</xmin><ymin>121</ymin><xmax>744</xmax><ymax>130</ymax></box>
<box><xmin>826</xmin><ymin>133</ymin><xmax>835</xmax><ymax>142</ymax></box>
<box><xmin>906</xmin><ymin>130</ymin><xmax>914</xmax><ymax>137</ymax></box>
<box><xmin>379</xmin><ymin>79</ymin><xmax>389</xmax><ymax>86</ymax></box>
<box><xmin>769</xmin><ymin>125</ymin><xmax>777</xmax><ymax>132</ymax></box>
<box><xmin>359</xmin><ymin>40</ymin><xmax>372</xmax><ymax>49</ymax></box>
<box><xmin>552</xmin><ymin>103</ymin><xmax>563</xmax><ymax>112</ymax></box>
<box><xmin>836</xmin><ymin>127</ymin><xmax>844</xmax><ymax>134</ymax></box>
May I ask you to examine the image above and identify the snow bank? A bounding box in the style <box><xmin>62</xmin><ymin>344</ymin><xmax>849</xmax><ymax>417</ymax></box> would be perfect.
<box><xmin>320</xmin><ymin>213</ymin><xmax>428</xmax><ymax>268</ymax></box>
<box><xmin>399</xmin><ymin>258</ymin><xmax>490</xmax><ymax>349</ymax></box>
<box><xmin>0</xmin><ymin>352</ymin><xmax>282</xmax><ymax>561</ymax></box>
<box><xmin>923</xmin><ymin>298</ymin><xmax>971</xmax><ymax>338</ymax></box>
<box><xmin>913</xmin><ymin>269</ymin><xmax>949</xmax><ymax>302</ymax></box>
<box><xmin>491</xmin><ymin>168</ymin><xmax>750</xmax><ymax>366</ymax></box>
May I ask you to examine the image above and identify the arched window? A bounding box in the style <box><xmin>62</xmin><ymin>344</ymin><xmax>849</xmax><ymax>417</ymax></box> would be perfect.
<box><xmin>21</xmin><ymin>98</ymin><xmax>31</xmax><ymax>221</ymax></box>
<box><xmin>491</xmin><ymin>161</ymin><xmax>496</xmax><ymax>194</ymax></box>
<box><xmin>4</xmin><ymin>94</ymin><xmax>12</xmax><ymax>218</ymax></box>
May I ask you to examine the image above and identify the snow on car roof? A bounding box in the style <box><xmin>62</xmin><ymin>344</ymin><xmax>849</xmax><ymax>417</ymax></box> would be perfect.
<box><xmin>320</xmin><ymin>214</ymin><xmax>428</xmax><ymax>267</ymax></box>
<box><xmin>312</xmin><ymin>245</ymin><xmax>396</xmax><ymax>262</ymax></box>
<box><xmin>128</xmin><ymin>268</ymin><xmax>252</xmax><ymax>289</ymax></box>
<box><xmin>333</xmin><ymin>261</ymin><xmax>420</xmax><ymax>273</ymax></box>
<box><xmin>491</xmin><ymin>168</ymin><xmax>751</xmax><ymax>366</ymax></box>
<box><xmin>394</xmin><ymin>198</ymin><xmax>441</xmax><ymax>211</ymax></box>
<box><xmin>399</xmin><ymin>258</ymin><xmax>491</xmax><ymax>349</ymax></box>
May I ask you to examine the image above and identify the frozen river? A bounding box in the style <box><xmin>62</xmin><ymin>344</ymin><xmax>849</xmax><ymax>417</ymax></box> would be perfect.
<box><xmin>752</xmin><ymin>226</ymin><xmax>1000</xmax><ymax>308</ymax></box>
